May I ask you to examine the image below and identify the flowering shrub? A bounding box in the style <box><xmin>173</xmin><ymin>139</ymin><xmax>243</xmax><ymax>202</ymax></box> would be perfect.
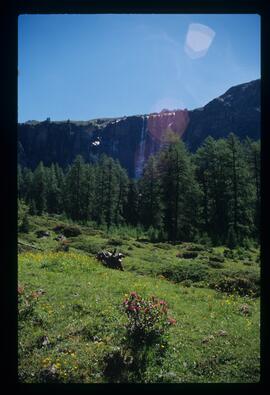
<box><xmin>18</xmin><ymin>284</ymin><xmax>42</xmax><ymax>322</ymax></box>
<box><xmin>123</xmin><ymin>292</ymin><xmax>176</xmax><ymax>342</ymax></box>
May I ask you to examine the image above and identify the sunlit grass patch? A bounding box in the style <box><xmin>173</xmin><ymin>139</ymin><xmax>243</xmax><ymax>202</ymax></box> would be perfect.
<box><xmin>18</xmin><ymin>248</ymin><xmax>260</xmax><ymax>383</ymax></box>
<box><xmin>18</xmin><ymin>215</ymin><xmax>260</xmax><ymax>383</ymax></box>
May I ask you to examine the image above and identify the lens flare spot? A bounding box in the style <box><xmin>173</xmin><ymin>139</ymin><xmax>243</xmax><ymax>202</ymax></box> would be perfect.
<box><xmin>185</xmin><ymin>23</ymin><xmax>215</xmax><ymax>59</ymax></box>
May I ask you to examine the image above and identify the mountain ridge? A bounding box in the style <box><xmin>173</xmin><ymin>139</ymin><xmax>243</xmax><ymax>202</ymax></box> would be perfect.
<box><xmin>18</xmin><ymin>79</ymin><xmax>261</xmax><ymax>177</ymax></box>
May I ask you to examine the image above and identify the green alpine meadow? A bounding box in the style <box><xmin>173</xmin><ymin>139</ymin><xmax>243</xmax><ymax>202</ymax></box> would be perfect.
<box><xmin>18</xmin><ymin>135</ymin><xmax>260</xmax><ymax>383</ymax></box>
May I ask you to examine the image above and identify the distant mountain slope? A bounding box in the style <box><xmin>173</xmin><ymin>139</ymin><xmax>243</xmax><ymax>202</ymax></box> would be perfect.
<box><xmin>18</xmin><ymin>79</ymin><xmax>260</xmax><ymax>177</ymax></box>
<box><xmin>183</xmin><ymin>79</ymin><xmax>260</xmax><ymax>150</ymax></box>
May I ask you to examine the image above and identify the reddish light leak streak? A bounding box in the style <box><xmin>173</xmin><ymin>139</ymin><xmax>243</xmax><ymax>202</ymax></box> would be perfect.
<box><xmin>147</xmin><ymin>109</ymin><xmax>190</xmax><ymax>142</ymax></box>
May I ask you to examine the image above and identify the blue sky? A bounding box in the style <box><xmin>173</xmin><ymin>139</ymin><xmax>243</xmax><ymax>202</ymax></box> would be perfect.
<box><xmin>18</xmin><ymin>14</ymin><xmax>260</xmax><ymax>122</ymax></box>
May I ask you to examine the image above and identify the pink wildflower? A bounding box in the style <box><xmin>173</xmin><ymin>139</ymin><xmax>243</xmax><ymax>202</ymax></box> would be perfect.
<box><xmin>18</xmin><ymin>286</ymin><xmax>24</xmax><ymax>295</ymax></box>
<box><xmin>168</xmin><ymin>317</ymin><xmax>176</xmax><ymax>325</ymax></box>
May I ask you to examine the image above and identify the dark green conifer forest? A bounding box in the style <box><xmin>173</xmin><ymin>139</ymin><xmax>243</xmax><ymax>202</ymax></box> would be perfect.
<box><xmin>18</xmin><ymin>133</ymin><xmax>260</xmax><ymax>247</ymax></box>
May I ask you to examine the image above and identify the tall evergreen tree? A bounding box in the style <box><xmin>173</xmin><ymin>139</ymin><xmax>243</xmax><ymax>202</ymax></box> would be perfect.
<box><xmin>21</xmin><ymin>167</ymin><xmax>34</xmax><ymax>204</ymax></box>
<box><xmin>124</xmin><ymin>179</ymin><xmax>140</xmax><ymax>226</ymax></box>
<box><xmin>18</xmin><ymin>165</ymin><xmax>23</xmax><ymax>200</ymax></box>
<box><xmin>54</xmin><ymin>163</ymin><xmax>65</xmax><ymax>213</ymax></box>
<box><xmin>139</xmin><ymin>155</ymin><xmax>163</xmax><ymax>229</ymax></box>
<box><xmin>194</xmin><ymin>137</ymin><xmax>229</xmax><ymax>243</ymax></box>
<box><xmin>18</xmin><ymin>199</ymin><xmax>29</xmax><ymax>231</ymax></box>
<box><xmin>93</xmin><ymin>156</ymin><xmax>107</xmax><ymax>225</ymax></box>
<box><xmin>46</xmin><ymin>164</ymin><xmax>61</xmax><ymax>213</ymax></box>
<box><xmin>64</xmin><ymin>155</ymin><xmax>86</xmax><ymax>221</ymax></box>
<box><xmin>158</xmin><ymin>139</ymin><xmax>200</xmax><ymax>242</ymax></box>
<box><xmin>103</xmin><ymin>157</ymin><xmax>119</xmax><ymax>227</ymax></box>
<box><xmin>114</xmin><ymin>160</ymin><xmax>129</xmax><ymax>226</ymax></box>
<box><xmin>243</xmin><ymin>138</ymin><xmax>261</xmax><ymax>237</ymax></box>
<box><xmin>226</xmin><ymin>133</ymin><xmax>254</xmax><ymax>243</ymax></box>
<box><xmin>195</xmin><ymin>134</ymin><xmax>257</xmax><ymax>245</ymax></box>
<box><xmin>29</xmin><ymin>199</ymin><xmax>37</xmax><ymax>216</ymax></box>
<box><xmin>32</xmin><ymin>162</ymin><xmax>47</xmax><ymax>214</ymax></box>
<box><xmin>82</xmin><ymin>163</ymin><xmax>96</xmax><ymax>221</ymax></box>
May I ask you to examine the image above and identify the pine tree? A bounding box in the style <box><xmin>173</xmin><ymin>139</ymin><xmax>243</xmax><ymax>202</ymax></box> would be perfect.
<box><xmin>22</xmin><ymin>167</ymin><xmax>34</xmax><ymax>204</ymax></box>
<box><xmin>94</xmin><ymin>156</ymin><xmax>106</xmax><ymax>225</ymax></box>
<box><xmin>18</xmin><ymin>165</ymin><xmax>23</xmax><ymax>199</ymax></box>
<box><xmin>103</xmin><ymin>157</ymin><xmax>119</xmax><ymax>228</ymax></box>
<box><xmin>124</xmin><ymin>179</ymin><xmax>139</xmax><ymax>226</ymax></box>
<box><xmin>193</xmin><ymin>139</ymin><xmax>212</xmax><ymax>234</ymax></box>
<box><xmin>29</xmin><ymin>199</ymin><xmax>37</xmax><ymax>216</ymax></box>
<box><xmin>243</xmin><ymin>138</ymin><xmax>260</xmax><ymax>238</ymax></box>
<box><xmin>46</xmin><ymin>164</ymin><xmax>61</xmax><ymax>214</ymax></box>
<box><xmin>18</xmin><ymin>199</ymin><xmax>30</xmax><ymax>233</ymax></box>
<box><xmin>20</xmin><ymin>212</ymin><xmax>30</xmax><ymax>233</ymax></box>
<box><xmin>227</xmin><ymin>225</ymin><xmax>238</xmax><ymax>249</ymax></box>
<box><xmin>226</xmin><ymin>133</ymin><xmax>254</xmax><ymax>243</ymax></box>
<box><xmin>114</xmin><ymin>160</ymin><xmax>129</xmax><ymax>226</ymax></box>
<box><xmin>62</xmin><ymin>164</ymin><xmax>71</xmax><ymax>216</ymax></box>
<box><xmin>139</xmin><ymin>155</ymin><xmax>163</xmax><ymax>229</ymax></box>
<box><xmin>195</xmin><ymin>134</ymin><xmax>257</xmax><ymax>245</ymax></box>
<box><xmin>64</xmin><ymin>155</ymin><xmax>86</xmax><ymax>221</ymax></box>
<box><xmin>32</xmin><ymin>162</ymin><xmax>47</xmax><ymax>214</ymax></box>
<box><xmin>54</xmin><ymin>163</ymin><xmax>65</xmax><ymax>213</ymax></box>
<box><xmin>82</xmin><ymin>163</ymin><xmax>96</xmax><ymax>221</ymax></box>
<box><xmin>194</xmin><ymin>137</ymin><xmax>230</xmax><ymax>244</ymax></box>
<box><xmin>157</xmin><ymin>140</ymin><xmax>200</xmax><ymax>242</ymax></box>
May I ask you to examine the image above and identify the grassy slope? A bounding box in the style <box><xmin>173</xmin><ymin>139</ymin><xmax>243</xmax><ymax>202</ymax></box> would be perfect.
<box><xmin>18</xmin><ymin>215</ymin><xmax>260</xmax><ymax>383</ymax></box>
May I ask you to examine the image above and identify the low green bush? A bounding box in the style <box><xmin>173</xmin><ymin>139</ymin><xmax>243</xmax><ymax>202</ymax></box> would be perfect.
<box><xmin>181</xmin><ymin>279</ymin><xmax>193</xmax><ymax>287</ymax></box>
<box><xmin>184</xmin><ymin>244</ymin><xmax>206</xmax><ymax>252</ymax></box>
<box><xmin>155</xmin><ymin>243</ymin><xmax>172</xmax><ymax>250</ymax></box>
<box><xmin>137</xmin><ymin>238</ymin><xmax>149</xmax><ymax>243</ymax></box>
<box><xmin>242</xmin><ymin>238</ymin><xmax>256</xmax><ymax>250</ymax></box>
<box><xmin>234</xmin><ymin>247</ymin><xmax>250</xmax><ymax>260</ymax></box>
<box><xmin>53</xmin><ymin>224</ymin><xmax>81</xmax><ymax>237</ymax></box>
<box><xmin>106</xmin><ymin>238</ymin><xmax>123</xmax><ymax>247</ymax></box>
<box><xmin>182</xmin><ymin>251</ymin><xmax>199</xmax><ymax>259</ymax></box>
<box><xmin>243</xmin><ymin>260</ymin><xmax>253</xmax><ymax>266</ymax></box>
<box><xmin>133</xmin><ymin>242</ymin><xmax>143</xmax><ymax>248</ymax></box>
<box><xmin>162</xmin><ymin>262</ymin><xmax>208</xmax><ymax>283</ymax></box>
<box><xmin>209</xmin><ymin>254</ymin><xmax>225</xmax><ymax>263</ymax></box>
<box><xmin>210</xmin><ymin>275</ymin><xmax>260</xmax><ymax>297</ymax></box>
<box><xmin>208</xmin><ymin>260</ymin><xmax>224</xmax><ymax>269</ymax></box>
<box><xmin>71</xmin><ymin>240</ymin><xmax>107</xmax><ymax>255</ymax></box>
<box><xmin>223</xmin><ymin>249</ymin><xmax>234</xmax><ymax>259</ymax></box>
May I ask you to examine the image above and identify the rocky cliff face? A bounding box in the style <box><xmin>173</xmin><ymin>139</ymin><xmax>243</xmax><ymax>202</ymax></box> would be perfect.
<box><xmin>18</xmin><ymin>79</ymin><xmax>260</xmax><ymax>178</ymax></box>
<box><xmin>183</xmin><ymin>79</ymin><xmax>261</xmax><ymax>150</ymax></box>
<box><xmin>18</xmin><ymin>116</ymin><xmax>159</xmax><ymax>178</ymax></box>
